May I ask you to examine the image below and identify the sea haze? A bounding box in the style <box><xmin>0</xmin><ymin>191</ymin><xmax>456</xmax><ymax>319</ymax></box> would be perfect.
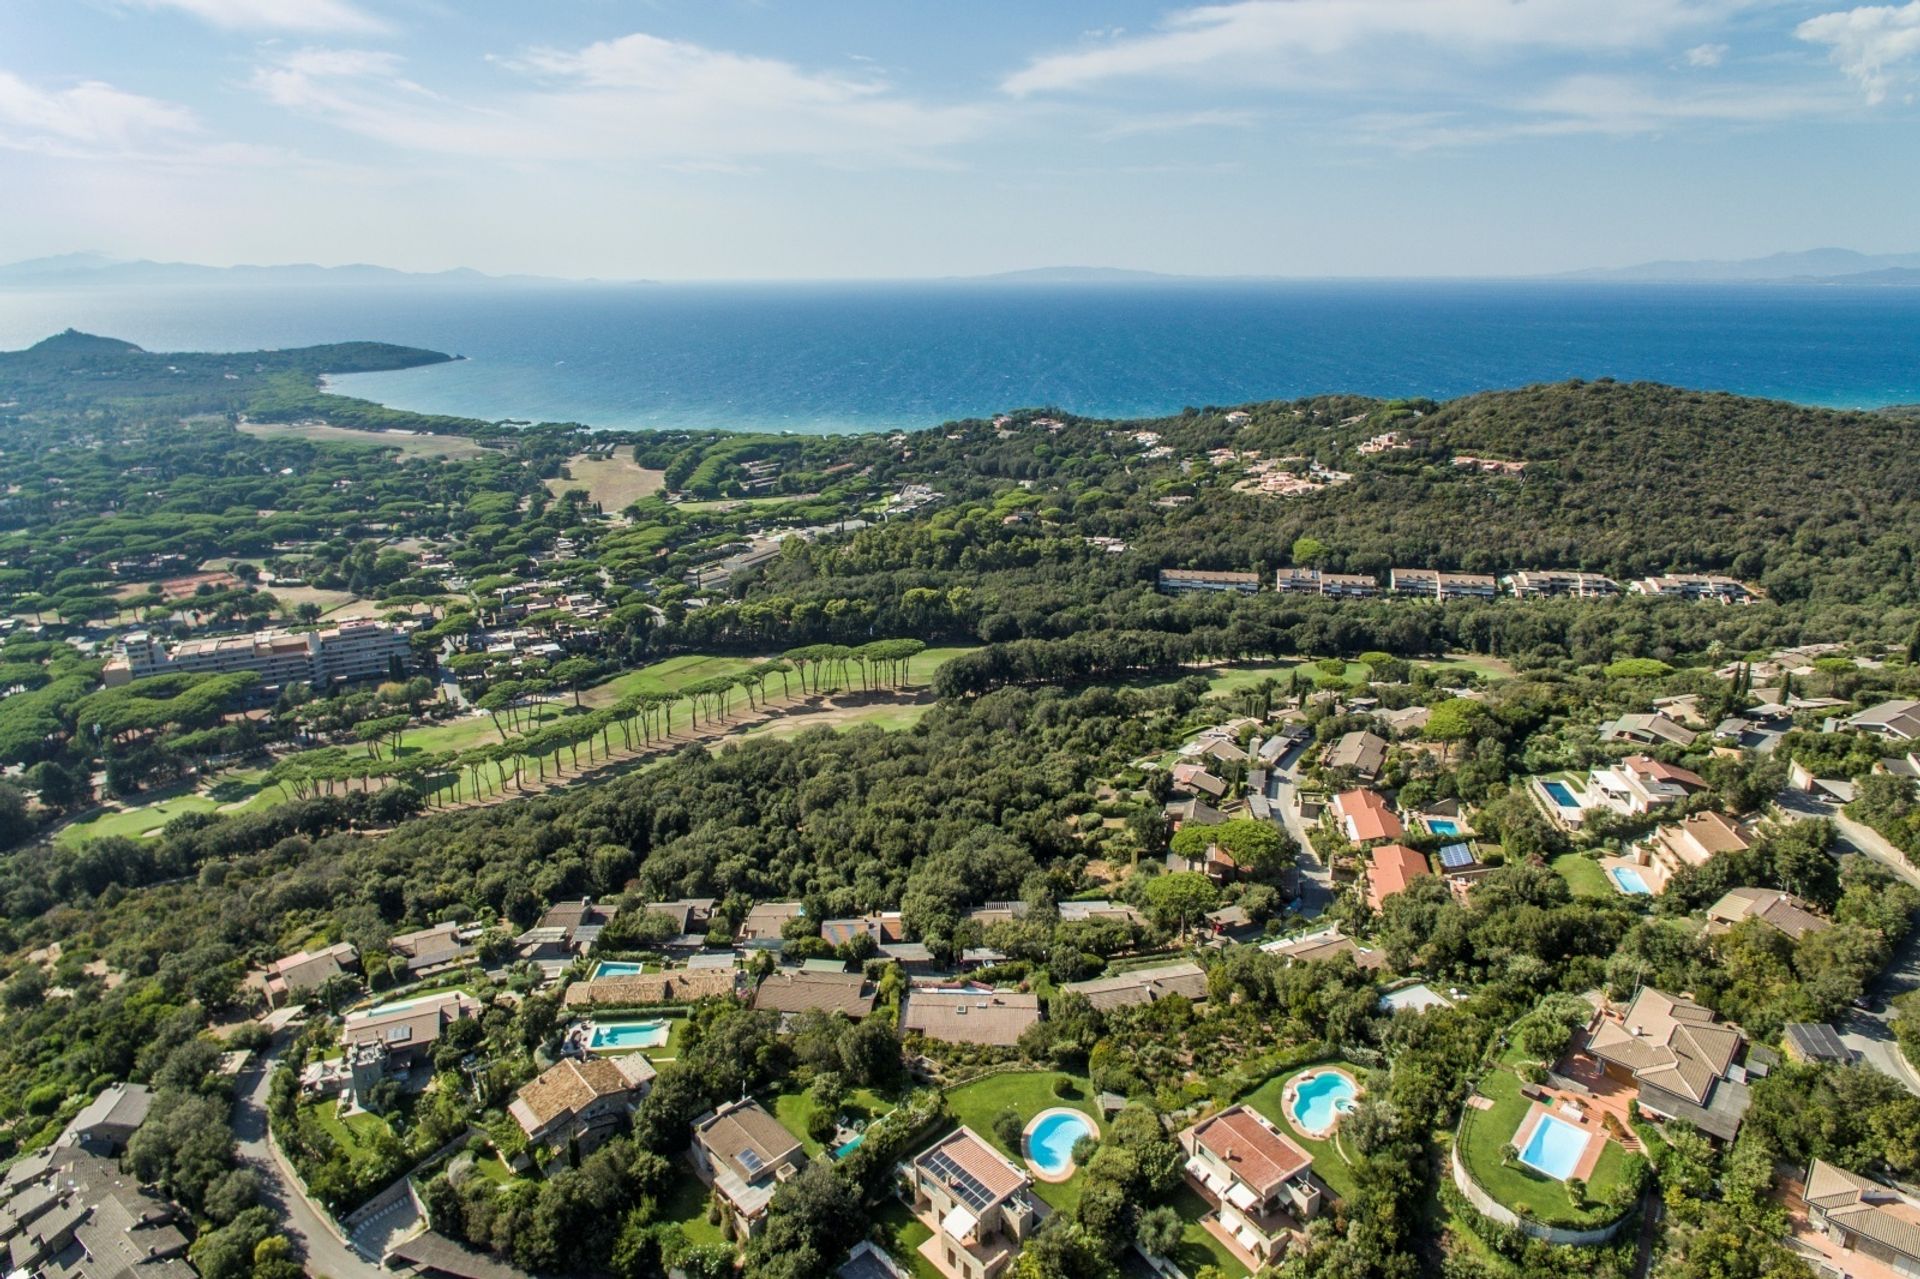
<box><xmin>1</xmin><ymin>279</ymin><xmax>1917</xmax><ymax>434</ymax></box>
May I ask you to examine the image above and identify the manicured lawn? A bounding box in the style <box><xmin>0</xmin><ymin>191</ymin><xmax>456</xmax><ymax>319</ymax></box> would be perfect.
<box><xmin>771</xmin><ymin>1087</ymin><xmax>895</xmax><ymax>1157</ymax></box>
<box><xmin>874</xmin><ymin>1198</ymin><xmax>942</xmax><ymax>1279</ymax></box>
<box><xmin>583</xmin><ymin>653</ymin><xmax>766</xmax><ymax>706</ymax></box>
<box><xmin>1167</xmin><ymin>1184</ymin><xmax>1251</xmax><ymax>1279</ymax></box>
<box><xmin>905</xmin><ymin>645</ymin><xmax>980</xmax><ymax>685</ymax></box>
<box><xmin>657</xmin><ymin>1165</ymin><xmax>730</xmax><ymax>1248</ymax></box>
<box><xmin>1420</xmin><ymin>653</ymin><xmax>1517</xmax><ymax>681</ymax></box>
<box><xmin>300</xmin><ymin>1099</ymin><xmax>392</xmax><ymax>1159</ymax></box>
<box><xmin>1239</xmin><ymin>1063</ymin><xmax>1366</xmax><ymax>1204</ymax></box>
<box><xmin>943</xmin><ymin>1071</ymin><xmax>1099</xmax><ymax>1212</ymax></box>
<box><xmin>473</xmin><ymin>1153</ymin><xmax>513</xmax><ymax>1184</ymax></box>
<box><xmin>1549</xmin><ymin>853</ymin><xmax>1614</xmax><ymax>900</ymax></box>
<box><xmin>1456</xmin><ymin>1057</ymin><xmax>1637</xmax><ymax>1229</ymax></box>
<box><xmin>56</xmin><ymin>770</ymin><xmax>281</xmax><ymax>848</ymax></box>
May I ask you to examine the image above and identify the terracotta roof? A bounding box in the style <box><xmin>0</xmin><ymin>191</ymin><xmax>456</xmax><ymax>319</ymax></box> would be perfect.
<box><xmin>509</xmin><ymin>1054</ymin><xmax>654</xmax><ymax>1134</ymax></box>
<box><xmin>1622</xmin><ymin>755</ymin><xmax>1707</xmax><ymax>789</ymax></box>
<box><xmin>915</xmin><ymin>1127</ymin><xmax>1028</xmax><ymax>1205</ymax></box>
<box><xmin>1333</xmin><ymin>789</ymin><xmax>1404</xmax><ymax>844</ymax></box>
<box><xmin>1187</xmin><ymin>1106</ymin><xmax>1311</xmax><ymax>1197</ymax></box>
<box><xmin>751</xmin><ymin>969</ymin><xmax>877</xmax><ymax>1019</ymax></box>
<box><xmin>1366</xmin><ymin>843</ymin><xmax>1431</xmax><ymax>910</ymax></box>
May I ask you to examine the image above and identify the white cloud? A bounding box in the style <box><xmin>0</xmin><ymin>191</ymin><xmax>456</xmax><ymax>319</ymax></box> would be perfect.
<box><xmin>1797</xmin><ymin>1</ymin><xmax>1920</xmax><ymax>103</ymax></box>
<box><xmin>1003</xmin><ymin>0</ymin><xmax>1747</xmax><ymax>95</ymax></box>
<box><xmin>1686</xmin><ymin>42</ymin><xmax>1728</xmax><ymax>66</ymax></box>
<box><xmin>251</xmin><ymin>33</ymin><xmax>989</xmax><ymax>166</ymax></box>
<box><xmin>0</xmin><ymin>71</ymin><xmax>198</xmax><ymax>153</ymax></box>
<box><xmin>1094</xmin><ymin>108</ymin><xmax>1257</xmax><ymax>139</ymax></box>
<box><xmin>123</xmin><ymin>0</ymin><xmax>387</xmax><ymax>35</ymax></box>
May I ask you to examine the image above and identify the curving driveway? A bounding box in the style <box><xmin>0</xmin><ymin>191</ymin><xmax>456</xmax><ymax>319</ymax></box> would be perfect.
<box><xmin>231</xmin><ymin>1051</ymin><xmax>388</xmax><ymax>1279</ymax></box>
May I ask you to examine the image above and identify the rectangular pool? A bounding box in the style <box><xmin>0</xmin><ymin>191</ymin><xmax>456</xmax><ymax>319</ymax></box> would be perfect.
<box><xmin>592</xmin><ymin>961</ymin><xmax>646</xmax><ymax>979</ymax></box>
<box><xmin>1426</xmin><ymin>818</ymin><xmax>1460</xmax><ymax>835</ymax></box>
<box><xmin>1541</xmin><ymin>781</ymin><xmax>1579</xmax><ymax>808</ymax></box>
<box><xmin>587</xmin><ymin>1019</ymin><xmax>671</xmax><ymax>1050</ymax></box>
<box><xmin>1519</xmin><ymin>1113</ymin><xmax>1591</xmax><ymax>1181</ymax></box>
<box><xmin>1608</xmin><ymin>866</ymin><xmax>1653</xmax><ymax>896</ymax></box>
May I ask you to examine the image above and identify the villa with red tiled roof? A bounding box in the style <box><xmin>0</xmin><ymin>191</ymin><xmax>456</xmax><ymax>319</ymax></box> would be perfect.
<box><xmin>1366</xmin><ymin>843</ymin><xmax>1431</xmax><ymax>911</ymax></box>
<box><xmin>1331</xmin><ymin>789</ymin><xmax>1403</xmax><ymax>845</ymax></box>
<box><xmin>1178</xmin><ymin>1105</ymin><xmax>1326</xmax><ymax>1266</ymax></box>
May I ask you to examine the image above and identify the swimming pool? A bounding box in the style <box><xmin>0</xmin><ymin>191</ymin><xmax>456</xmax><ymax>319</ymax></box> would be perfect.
<box><xmin>592</xmin><ymin>961</ymin><xmax>646</xmax><ymax>979</ymax></box>
<box><xmin>587</xmin><ymin>1019</ymin><xmax>670</xmax><ymax>1050</ymax></box>
<box><xmin>1541</xmin><ymin>781</ymin><xmax>1579</xmax><ymax>808</ymax></box>
<box><xmin>832</xmin><ymin>1134</ymin><xmax>864</xmax><ymax>1159</ymax></box>
<box><xmin>1427</xmin><ymin>818</ymin><xmax>1461</xmax><ymax>835</ymax></box>
<box><xmin>1608</xmin><ymin>866</ymin><xmax>1653</xmax><ymax>896</ymax></box>
<box><xmin>1290</xmin><ymin>1071</ymin><xmax>1358</xmax><ymax>1134</ymax></box>
<box><xmin>1518</xmin><ymin>1113</ymin><xmax>1590</xmax><ymax>1181</ymax></box>
<box><xmin>1024</xmin><ymin>1110</ymin><xmax>1094</xmax><ymax>1178</ymax></box>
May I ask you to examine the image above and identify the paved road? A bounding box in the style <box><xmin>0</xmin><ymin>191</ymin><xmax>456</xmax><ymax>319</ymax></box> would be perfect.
<box><xmin>1265</xmin><ymin>741</ymin><xmax>1333</xmax><ymax>918</ymax></box>
<box><xmin>232</xmin><ymin>1052</ymin><xmax>387</xmax><ymax>1279</ymax></box>
<box><xmin>1774</xmin><ymin>788</ymin><xmax>1920</xmax><ymax>1094</ymax></box>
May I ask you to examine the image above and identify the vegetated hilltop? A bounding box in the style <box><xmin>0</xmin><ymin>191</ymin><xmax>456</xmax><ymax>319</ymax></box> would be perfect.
<box><xmin>0</xmin><ymin>329</ymin><xmax>455</xmax><ymax>419</ymax></box>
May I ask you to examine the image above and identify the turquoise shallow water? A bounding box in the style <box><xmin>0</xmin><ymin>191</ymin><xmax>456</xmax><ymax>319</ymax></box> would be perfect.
<box><xmin>1291</xmin><ymin>1071</ymin><xmax>1358</xmax><ymax>1131</ymax></box>
<box><xmin>4</xmin><ymin>279</ymin><xmax>1918</xmax><ymax>433</ymax></box>
<box><xmin>1026</xmin><ymin>1111</ymin><xmax>1092</xmax><ymax>1174</ymax></box>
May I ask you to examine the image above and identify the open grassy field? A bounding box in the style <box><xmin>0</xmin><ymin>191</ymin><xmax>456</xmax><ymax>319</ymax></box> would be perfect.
<box><xmin>544</xmin><ymin>447</ymin><xmax>666</xmax><ymax>510</ymax></box>
<box><xmin>56</xmin><ymin>769</ymin><xmax>278</xmax><ymax>847</ymax></box>
<box><xmin>238</xmin><ymin>420</ymin><xmax>494</xmax><ymax>460</ymax></box>
<box><xmin>580</xmin><ymin>653</ymin><xmax>766</xmax><ymax>706</ymax></box>
<box><xmin>673</xmin><ymin>494</ymin><xmax>819</xmax><ymax>513</ymax></box>
<box><xmin>1166</xmin><ymin>1184</ymin><xmax>1251</xmax><ymax>1279</ymax></box>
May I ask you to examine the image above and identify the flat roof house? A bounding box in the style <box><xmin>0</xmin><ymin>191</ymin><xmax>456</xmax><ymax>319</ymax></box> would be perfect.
<box><xmin>1321</xmin><ymin>731</ymin><xmax>1388</xmax><ymax>781</ymax></box>
<box><xmin>1274</xmin><ymin>568</ymin><xmax>1379</xmax><ymax>598</ymax></box>
<box><xmin>689</xmin><ymin>1099</ymin><xmax>807</xmax><ymax>1239</ymax></box>
<box><xmin>1179</xmin><ymin>1105</ymin><xmax>1324</xmax><ymax>1267</ymax></box>
<box><xmin>1585</xmin><ymin>987</ymin><xmax>1758</xmax><ymax>1142</ymax></box>
<box><xmin>907</xmin><ymin>1127</ymin><xmax>1042</xmax><ymax>1279</ymax></box>
<box><xmin>1063</xmin><ymin>961</ymin><xmax>1209</xmax><ymax>1013</ymax></box>
<box><xmin>1587</xmin><ymin>755</ymin><xmax>1708</xmax><ymax>817</ymax></box>
<box><xmin>1158</xmin><ymin>569</ymin><xmax>1261</xmax><ymax>595</ymax></box>
<box><xmin>508</xmin><ymin>1054</ymin><xmax>656</xmax><ymax>1157</ymax></box>
<box><xmin>343</xmin><ymin>991</ymin><xmax>482</xmax><ymax>1068</ymax></box>
<box><xmin>1504</xmin><ymin>570</ymin><xmax>1621</xmax><ymax>599</ymax></box>
<box><xmin>1803</xmin><ymin>1158</ymin><xmax>1920</xmax><ymax>1277</ymax></box>
<box><xmin>1331</xmin><ymin>788</ymin><xmax>1404</xmax><ymax>845</ymax></box>
<box><xmin>900</xmin><ymin>990</ymin><xmax>1041</xmax><ymax>1048</ymax></box>
<box><xmin>1629</xmin><ymin>574</ymin><xmax>1754</xmax><ymax>604</ymax></box>
<box><xmin>1366</xmin><ymin>844</ymin><xmax>1432</xmax><ymax>912</ymax></box>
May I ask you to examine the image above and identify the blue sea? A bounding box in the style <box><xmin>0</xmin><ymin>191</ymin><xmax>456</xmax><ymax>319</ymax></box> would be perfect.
<box><xmin>2</xmin><ymin>279</ymin><xmax>1917</xmax><ymax>434</ymax></box>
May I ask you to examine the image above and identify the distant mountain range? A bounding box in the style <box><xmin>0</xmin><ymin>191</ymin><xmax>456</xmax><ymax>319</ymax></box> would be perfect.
<box><xmin>5</xmin><ymin>250</ymin><xmax>1920</xmax><ymax>288</ymax></box>
<box><xmin>1559</xmin><ymin>248</ymin><xmax>1920</xmax><ymax>284</ymax></box>
<box><xmin>0</xmin><ymin>253</ymin><xmax>595</xmax><ymax>288</ymax></box>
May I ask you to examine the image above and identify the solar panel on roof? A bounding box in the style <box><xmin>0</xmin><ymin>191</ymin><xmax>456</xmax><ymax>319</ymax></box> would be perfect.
<box><xmin>923</xmin><ymin>1148</ymin><xmax>995</xmax><ymax>1211</ymax></box>
<box><xmin>737</xmin><ymin>1147</ymin><xmax>765</xmax><ymax>1175</ymax></box>
<box><xmin>1438</xmin><ymin>843</ymin><xmax>1475</xmax><ymax>869</ymax></box>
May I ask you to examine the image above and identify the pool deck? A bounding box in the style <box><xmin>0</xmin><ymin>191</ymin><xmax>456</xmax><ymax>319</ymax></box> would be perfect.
<box><xmin>1599</xmin><ymin>854</ymin><xmax>1670</xmax><ymax>895</ymax></box>
<box><xmin>1281</xmin><ymin>1067</ymin><xmax>1360</xmax><ymax>1142</ymax></box>
<box><xmin>1512</xmin><ymin>1104</ymin><xmax>1608</xmax><ymax>1184</ymax></box>
<box><xmin>1022</xmin><ymin>1107</ymin><xmax>1096</xmax><ymax>1184</ymax></box>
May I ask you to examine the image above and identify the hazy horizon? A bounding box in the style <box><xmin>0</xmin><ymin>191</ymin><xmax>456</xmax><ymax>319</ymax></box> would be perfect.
<box><xmin>6</xmin><ymin>2</ymin><xmax>1920</xmax><ymax>280</ymax></box>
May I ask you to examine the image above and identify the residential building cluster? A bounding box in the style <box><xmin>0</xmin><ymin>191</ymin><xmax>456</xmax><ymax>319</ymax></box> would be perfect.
<box><xmin>1157</xmin><ymin>566</ymin><xmax>1756</xmax><ymax>603</ymax></box>
<box><xmin>103</xmin><ymin>619</ymin><xmax>414</xmax><ymax>691</ymax></box>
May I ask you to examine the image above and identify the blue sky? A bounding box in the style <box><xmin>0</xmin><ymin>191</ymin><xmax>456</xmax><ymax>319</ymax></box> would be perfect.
<box><xmin>3</xmin><ymin>0</ymin><xmax>1918</xmax><ymax>278</ymax></box>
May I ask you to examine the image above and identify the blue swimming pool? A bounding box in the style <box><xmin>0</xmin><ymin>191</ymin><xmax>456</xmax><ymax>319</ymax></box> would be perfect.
<box><xmin>1608</xmin><ymin>866</ymin><xmax>1653</xmax><ymax>896</ymax></box>
<box><xmin>592</xmin><ymin>961</ymin><xmax>646</xmax><ymax>979</ymax></box>
<box><xmin>1025</xmin><ymin>1111</ymin><xmax>1093</xmax><ymax>1176</ymax></box>
<box><xmin>832</xmin><ymin>1134</ymin><xmax>864</xmax><ymax>1159</ymax></box>
<box><xmin>587</xmin><ymin>1019</ymin><xmax>670</xmax><ymax>1050</ymax></box>
<box><xmin>1426</xmin><ymin>818</ymin><xmax>1460</xmax><ymax>835</ymax></box>
<box><xmin>1519</xmin><ymin>1113</ymin><xmax>1590</xmax><ymax>1181</ymax></box>
<box><xmin>1541</xmin><ymin>781</ymin><xmax>1578</xmax><ymax>808</ymax></box>
<box><xmin>1290</xmin><ymin>1071</ymin><xmax>1358</xmax><ymax>1133</ymax></box>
